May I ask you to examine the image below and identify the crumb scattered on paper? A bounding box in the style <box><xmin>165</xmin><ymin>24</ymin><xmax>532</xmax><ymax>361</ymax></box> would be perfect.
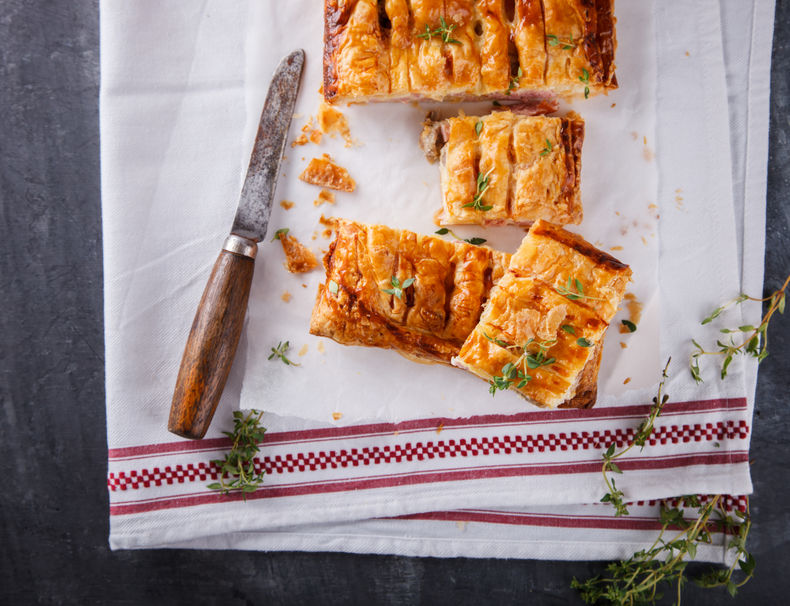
<box><xmin>332</xmin><ymin>412</ymin><xmax>343</xmax><ymax>421</ymax></box>
<box><xmin>620</xmin><ymin>342</ymin><xmax>628</xmax><ymax>349</ymax></box>
<box><xmin>299</xmin><ymin>154</ymin><xmax>356</xmax><ymax>192</ymax></box>
<box><xmin>610</xmin><ymin>245</ymin><xmax>623</xmax><ymax>251</ymax></box>
<box><xmin>279</xmin><ymin>234</ymin><xmax>319</xmax><ymax>274</ymax></box>
<box><xmin>623</xmin><ymin>377</ymin><xmax>631</xmax><ymax>385</ymax></box>
<box><xmin>317</xmin><ymin>101</ymin><xmax>354</xmax><ymax>147</ymax></box>
<box><xmin>314</xmin><ymin>189</ymin><xmax>335</xmax><ymax>207</ymax></box>
<box><xmin>291</xmin><ymin>117</ymin><xmax>322</xmax><ymax>147</ymax></box>
<box><xmin>619</xmin><ymin>293</ymin><xmax>644</xmax><ymax>333</ymax></box>
<box><xmin>317</xmin><ymin>341</ymin><xmax>325</xmax><ymax>353</ymax></box>
<box><xmin>281</xmin><ymin>291</ymin><xmax>292</xmax><ymax>303</ymax></box>
<box><xmin>280</xmin><ymin>199</ymin><xmax>295</xmax><ymax>210</ymax></box>
<box><xmin>298</xmin><ymin>344</ymin><xmax>309</xmax><ymax>357</ymax></box>
<box><xmin>436</xmin><ymin>423</ymin><xmax>444</xmax><ymax>434</ymax></box>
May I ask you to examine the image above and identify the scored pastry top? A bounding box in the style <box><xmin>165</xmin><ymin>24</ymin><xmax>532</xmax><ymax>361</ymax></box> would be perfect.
<box><xmin>452</xmin><ymin>219</ymin><xmax>631</xmax><ymax>408</ymax></box>
<box><xmin>422</xmin><ymin>110</ymin><xmax>584</xmax><ymax>226</ymax></box>
<box><xmin>324</xmin><ymin>0</ymin><xmax>617</xmax><ymax>104</ymax></box>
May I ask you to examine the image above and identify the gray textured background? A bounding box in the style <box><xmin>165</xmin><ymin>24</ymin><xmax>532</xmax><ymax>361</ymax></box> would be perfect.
<box><xmin>1</xmin><ymin>1</ymin><xmax>788</xmax><ymax>604</ymax></box>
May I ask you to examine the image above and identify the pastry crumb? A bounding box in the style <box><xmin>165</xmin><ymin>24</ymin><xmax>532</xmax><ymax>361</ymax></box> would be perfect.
<box><xmin>619</xmin><ymin>293</ymin><xmax>643</xmax><ymax>333</ymax></box>
<box><xmin>609</xmin><ymin>245</ymin><xmax>623</xmax><ymax>251</ymax></box>
<box><xmin>281</xmin><ymin>291</ymin><xmax>292</xmax><ymax>303</ymax></box>
<box><xmin>280</xmin><ymin>199</ymin><xmax>295</xmax><ymax>210</ymax></box>
<box><xmin>299</xmin><ymin>154</ymin><xmax>356</xmax><ymax>192</ymax></box>
<box><xmin>620</xmin><ymin>342</ymin><xmax>628</xmax><ymax>349</ymax></box>
<box><xmin>317</xmin><ymin>101</ymin><xmax>354</xmax><ymax>147</ymax></box>
<box><xmin>322</xmin><ymin>228</ymin><xmax>333</xmax><ymax>239</ymax></box>
<box><xmin>332</xmin><ymin>412</ymin><xmax>343</xmax><ymax>421</ymax></box>
<box><xmin>623</xmin><ymin>377</ymin><xmax>632</xmax><ymax>385</ymax></box>
<box><xmin>610</xmin><ymin>103</ymin><xmax>616</xmax><ymax>108</ymax></box>
<box><xmin>302</xmin><ymin>283</ymin><xmax>307</xmax><ymax>288</ymax></box>
<box><xmin>436</xmin><ymin>423</ymin><xmax>444</xmax><ymax>435</ymax></box>
<box><xmin>277</xmin><ymin>233</ymin><xmax>319</xmax><ymax>273</ymax></box>
<box><xmin>316</xmin><ymin>341</ymin><xmax>325</xmax><ymax>353</ymax></box>
<box><xmin>291</xmin><ymin>117</ymin><xmax>322</xmax><ymax>147</ymax></box>
<box><xmin>298</xmin><ymin>344</ymin><xmax>309</xmax><ymax>357</ymax></box>
<box><xmin>314</xmin><ymin>189</ymin><xmax>335</xmax><ymax>207</ymax></box>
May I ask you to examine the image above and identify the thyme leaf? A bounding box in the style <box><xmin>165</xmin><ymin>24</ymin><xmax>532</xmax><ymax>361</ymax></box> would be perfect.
<box><xmin>416</xmin><ymin>16</ymin><xmax>461</xmax><ymax>45</ymax></box>
<box><xmin>207</xmin><ymin>409</ymin><xmax>266</xmax><ymax>499</ymax></box>
<box><xmin>382</xmin><ymin>275</ymin><xmax>415</xmax><ymax>300</ymax></box>
<box><xmin>434</xmin><ymin>227</ymin><xmax>487</xmax><ymax>246</ymax></box>
<box><xmin>268</xmin><ymin>341</ymin><xmax>299</xmax><ymax>366</ymax></box>
<box><xmin>462</xmin><ymin>167</ymin><xmax>495</xmax><ymax>211</ymax></box>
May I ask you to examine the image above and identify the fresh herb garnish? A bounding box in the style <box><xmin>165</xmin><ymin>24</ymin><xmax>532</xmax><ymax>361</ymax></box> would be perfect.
<box><xmin>546</xmin><ymin>33</ymin><xmax>577</xmax><ymax>50</ymax></box>
<box><xmin>555</xmin><ymin>277</ymin><xmax>604</xmax><ymax>302</ymax></box>
<box><xmin>539</xmin><ymin>138</ymin><xmax>553</xmax><ymax>157</ymax></box>
<box><xmin>271</xmin><ymin>227</ymin><xmax>289</xmax><ymax>241</ymax></box>
<box><xmin>484</xmin><ymin>333</ymin><xmax>557</xmax><ymax>396</ymax></box>
<box><xmin>475</xmin><ymin>120</ymin><xmax>483</xmax><ymax>137</ymax></box>
<box><xmin>561</xmin><ymin>324</ymin><xmax>576</xmax><ymax>335</ymax></box>
<box><xmin>327</xmin><ymin>279</ymin><xmax>339</xmax><ymax>295</ymax></box>
<box><xmin>382</xmin><ymin>275</ymin><xmax>415</xmax><ymax>300</ymax></box>
<box><xmin>416</xmin><ymin>16</ymin><xmax>461</xmax><ymax>45</ymax></box>
<box><xmin>690</xmin><ymin>273</ymin><xmax>788</xmax><ymax>382</ymax></box>
<box><xmin>207</xmin><ymin>409</ymin><xmax>267</xmax><ymax>499</ymax></box>
<box><xmin>435</xmin><ymin>227</ymin><xmax>487</xmax><ymax>246</ymax></box>
<box><xmin>579</xmin><ymin>68</ymin><xmax>590</xmax><ymax>99</ymax></box>
<box><xmin>599</xmin><ymin>358</ymin><xmax>671</xmax><ymax>517</ymax></box>
<box><xmin>621</xmin><ymin>319</ymin><xmax>637</xmax><ymax>332</ymax></box>
<box><xmin>576</xmin><ymin>337</ymin><xmax>593</xmax><ymax>348</ymax></box>
<box><xmin>506</xmin><ymin>66</ymin><xmax>523</xmax><ymax>94</ymax></box>
<box><xmin>462</xmin><ymin>167</ymin><xmax>495</xmax><ymax>211</ymax></box>
<box><xmin>268</xmin><ymin>340</ymin><xmax>299</xmax><ymax>366</ymax></box>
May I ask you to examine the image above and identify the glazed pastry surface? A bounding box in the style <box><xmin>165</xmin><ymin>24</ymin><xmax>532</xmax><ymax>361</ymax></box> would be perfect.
<box><xmin>310</xmin><ymin>218</ymin><xmax>606</xmax><ymax>408</ymax></box>
<box><xmin>324</xmin><ymin>0</ymin><xmax>617</xmax><ymax>103</ymax></box>
<box><xmin>453</xmin><ymin>219</ymin><xmax>631</xmax><ymax>408</ymax></box>
<box><xmin>423</xmin><ymin>110</ymin><xmax>584</xmax><ymax>226</ymax></box>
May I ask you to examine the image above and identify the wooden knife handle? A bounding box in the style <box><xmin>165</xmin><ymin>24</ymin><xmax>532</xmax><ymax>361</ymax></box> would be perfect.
<box><xmin>168</xmin><ymin>236</ymin><xmax>257</xmax><ymax>439</ymax></box>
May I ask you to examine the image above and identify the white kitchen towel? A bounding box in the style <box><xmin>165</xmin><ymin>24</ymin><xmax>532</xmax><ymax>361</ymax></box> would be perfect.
<box><xmin>102</xmin><ymin>0</ymin><xmax>774</xmax><ymax>560</ymax></box>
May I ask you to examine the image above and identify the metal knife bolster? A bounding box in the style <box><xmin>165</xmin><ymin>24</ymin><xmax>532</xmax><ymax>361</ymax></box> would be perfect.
<box><xmin>222</xmin><ymin>234</ymin><xmax>258</xmax><ymax>259</ymax></box>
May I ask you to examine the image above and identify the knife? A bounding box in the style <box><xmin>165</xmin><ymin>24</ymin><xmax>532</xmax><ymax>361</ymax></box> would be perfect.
<box><xmin>168</xmin><ymin>49</ymin><xmax>305</xmax><ymax>440</ymax></box>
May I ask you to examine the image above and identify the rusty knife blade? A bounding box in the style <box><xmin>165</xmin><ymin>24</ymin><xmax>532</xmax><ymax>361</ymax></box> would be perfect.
<box><xmin>231</xmin><ymin>49</ymin><xmax>305</xmax><ymax>242</ymax></box>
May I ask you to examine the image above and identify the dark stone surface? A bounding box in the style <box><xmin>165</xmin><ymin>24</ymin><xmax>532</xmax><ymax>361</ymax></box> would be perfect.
<box><xmin>0</xmin><ymin>0</ymin><xmax>788</xmax><ymax>604</ymax></box>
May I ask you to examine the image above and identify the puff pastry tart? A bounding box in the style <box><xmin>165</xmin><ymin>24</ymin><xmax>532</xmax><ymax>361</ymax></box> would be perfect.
<box><xmin>323</xmin><ymin>0</ymin><xmax>617</xmax><ymax>105</ymax></box>
<box><xmin>422</xmin><ymin>110</ymin><xmax>584</xmax><ymax>226</ymax></box>
<box><xmin>309</xmin><ymin>218</ymin><xmax>606</xmax><ymax>408</ymax></box>
<box><xmin>453</xmin><ymin>219</ymin><xmax>631</xmax><ymax>408</ymax></box>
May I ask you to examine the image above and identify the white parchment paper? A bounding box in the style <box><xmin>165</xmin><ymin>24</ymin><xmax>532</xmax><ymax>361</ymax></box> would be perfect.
<box><xmin>237</xmin><ymin>0</ymin><xmax>659</xmax><ymax>424</ymax></box>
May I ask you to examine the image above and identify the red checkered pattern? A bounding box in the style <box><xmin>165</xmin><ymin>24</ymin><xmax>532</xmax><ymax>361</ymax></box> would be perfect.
<box><xmin>107</xmin><ymin>420</ymin><xmax>748</xmax><ymax>492</ymax></box>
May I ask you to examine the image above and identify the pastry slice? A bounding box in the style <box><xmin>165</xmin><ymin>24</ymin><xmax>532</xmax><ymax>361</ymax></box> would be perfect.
<box><xmin>323</xmin><ymin>0</ymin><xmax>617</xmax><ymax>105</ymax></box>
<box><xmin>453</xmin><ymin>219</ymin><xmax>631</xmax><ymax>407</ymax></box>
<box><xmin>310</xmin><ymin>218</ymin><xmax>604</xmax><ymax>408</ymax></box>
<box><xmin>421</xmin><ymin>111</ymin><xmax>584</xmax><ymax>226</ymax></box>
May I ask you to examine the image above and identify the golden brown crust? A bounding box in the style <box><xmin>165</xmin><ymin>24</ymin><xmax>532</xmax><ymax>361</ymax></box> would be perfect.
<box><xmin>452</xmin><ymin>220</ymin><xmax>630</xmax><ymax>408</ymax></box>
<box><xmin>279</xmin><ymin>234</ymin><xmax>320</xmax><ymax>274</ymax></box>
<box><xmin>434</xmin><ymin>111</ymin><xmax>584</xmax><ymax>226</ymax></box>
<box><xmin>299</xmin><ymin>154</ymin><xmax>357</xmax><ymax>192</ymax></box>
<box><xmin>323</xmin><ymin>0</ymin><xmax>617</xmax><ymax>103</ymax></box>
<box><xmin>310</xmin><ymin>218</ymin><xmax>604</xmax><ymax>408</ymax></box>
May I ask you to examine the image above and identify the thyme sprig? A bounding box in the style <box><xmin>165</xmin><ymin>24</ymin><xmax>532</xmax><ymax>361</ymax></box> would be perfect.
<box><xmin>506</xmin><ymin>66</ymin><xmax>523</xmax><ymax>94</ymax></box>
<box><xmin>690</xmin><ymin>273</ymin><xmax>788</xmax><ymax>382</ymax></box>
<box><xmin>382</xmin><ymin>275</ymin><xmax>415</xmax><ymax>300</ymax></box>
<box><xmin>463</xmin><ymin>167</ymin><xmax>495</xmax><ymax>211</ymax></box>
<box><xmin>539</xmin><ymin>138</ymin><xmax>553</xmax><ymax>157</ymax></box>
<box><xmin>546</xmin><ymin>33</ymin><xmax>578</xmax><ymax>50</ymax></box>
<box><xmin>600</xmin><ymin>358</ymin><xmax>671</xmax><ymax>516</ymax></box>
<box><xmin>555</xmin><ymin>276</ymin><xmax>604</xmax><ymax>302</ymax></box>
<box><xmin>416</xmin><ymin>16</ymin><xmax>461</xmax><ymax>45</ymax></box>
<box><xmin>575</xmin><ymin>359</ymin><xmax>755</xmax><ymax>604</ymax></box>
<box><xmin>268</xmin><ymin>340</ymin><xmax>299</xmax><ymax>366</ymax></box>
<box><xmin>435</xmin><ymin>227</ymin><xmax>486</xmax><ymax>246</ymax></box>
<box><xmin>484</xmin><ymin>333</ymin><xmax>557</xmax><ymax>396</ymax></box>
<box><xmin>579</xmin><ymin>67</ymin><xmax>591</xmax><ymax>99</ymax></box>
<box><xmin>574</xmin><ymin>495</ymin><xmax>754</xmax><ymax>604</ymax></box>
<box><xmin>208</xmin><ymin>409</ymin><xmax>267</xmax><ymax>499</ymax></box>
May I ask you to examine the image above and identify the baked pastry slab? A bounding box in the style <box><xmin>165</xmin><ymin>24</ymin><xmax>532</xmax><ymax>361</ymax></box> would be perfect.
<box><xmin>452</xmin><ymin>219</ymin><xmax>631</xmax><ymax>408</ymax></box>
<box><xmin>309</xmin><ymin>218</ymin><xmax>509</xmax><ymax>364</ymax></box>
<box><xmin>323</xmin><ymin>0</ymin><xmax>616</xmax><ymax>104</ymax></box>
<box><xmin>310</xmin><ymin>218</ymin><xmax>606</xmax><ymax>408</ymax></box>
<box><xmin>424</xmin><ymin>110</ymin><xmax>584</xmax><ymax>226</ymax></box>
